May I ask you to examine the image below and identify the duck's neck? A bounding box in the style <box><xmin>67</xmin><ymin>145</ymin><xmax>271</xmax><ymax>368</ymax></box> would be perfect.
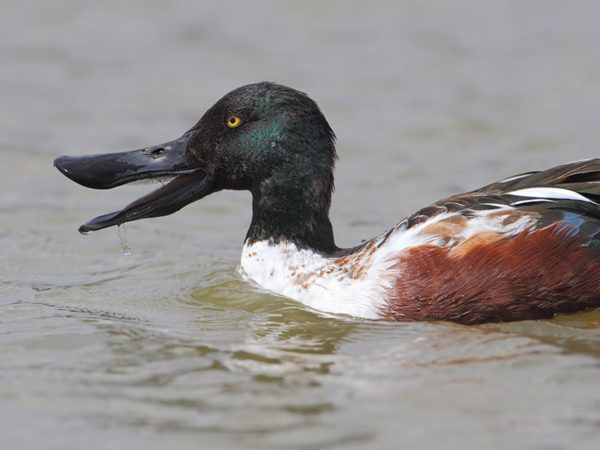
<box><xmin>246</xmin><ymin>167</ymin><xmax>338</xmax><ymax>254</ymax></box>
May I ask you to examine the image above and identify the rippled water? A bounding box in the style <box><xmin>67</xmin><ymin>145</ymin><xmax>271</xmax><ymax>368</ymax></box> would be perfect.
<box><xmin>2</xmin><ymin>1</ymin><xmax>600</xmax><ymax>449</ymax></box>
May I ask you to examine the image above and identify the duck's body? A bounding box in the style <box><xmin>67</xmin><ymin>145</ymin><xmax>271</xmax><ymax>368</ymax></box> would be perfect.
<box><xmin>54</xmin><ymin>82</ymin><xmax>600</xmax><ymax>324</ymax></box>
<box><xmin>242</xmin><ymin>163</ymin><xmax>600</xmax><ymax>323</ymax></box>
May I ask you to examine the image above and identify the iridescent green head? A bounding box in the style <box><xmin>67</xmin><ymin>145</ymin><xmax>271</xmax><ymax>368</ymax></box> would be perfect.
<box><xmin>54</xmin><ymin>82</ymin><xmax>339</xmax><ymax>252</ymax></box>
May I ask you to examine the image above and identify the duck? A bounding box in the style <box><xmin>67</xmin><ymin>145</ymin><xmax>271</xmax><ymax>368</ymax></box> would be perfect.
<box><xmin>54</xmin><ymin>82</ymin><xmax>600</xmax><ymax>324</ymax></box>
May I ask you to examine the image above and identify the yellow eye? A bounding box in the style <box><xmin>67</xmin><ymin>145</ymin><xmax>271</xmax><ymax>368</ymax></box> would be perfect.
<box><xmin>226</xmin><ymin>115</ymin><xmax>242</xmax><ymax>128</ymax></box>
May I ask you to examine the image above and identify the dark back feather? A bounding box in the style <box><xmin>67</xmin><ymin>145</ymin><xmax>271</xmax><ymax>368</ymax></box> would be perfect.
<box><xmin>404</xmin><ymin>158</ymin><xmax>600</xmax><ymax>234</ymax></box>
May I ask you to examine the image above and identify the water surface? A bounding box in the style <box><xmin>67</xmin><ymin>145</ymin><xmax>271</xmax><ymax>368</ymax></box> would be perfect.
<box><xmin>2</xmin><ymin>1</ymin><xmax>600</xmax><ymax>449</ymax></box>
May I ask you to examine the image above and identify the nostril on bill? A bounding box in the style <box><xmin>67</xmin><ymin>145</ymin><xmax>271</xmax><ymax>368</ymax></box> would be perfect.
<box><xmin>150</xmin><ymin>147</ymin><xmax>165</xmax><ymax>157</ymax></box>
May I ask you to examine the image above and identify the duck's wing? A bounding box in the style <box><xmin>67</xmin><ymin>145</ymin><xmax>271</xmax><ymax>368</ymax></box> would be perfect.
<box><xmin>480</xmin><ymin>158</ymin><xmax>600</xmax><ymax>197</ymax></box>
<box><xmin>401</xmin><ymin>158</ymin><xmax>600</xmax><ymax>241</ymax></box>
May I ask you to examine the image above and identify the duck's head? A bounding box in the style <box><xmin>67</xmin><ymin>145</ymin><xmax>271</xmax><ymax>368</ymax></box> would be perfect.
<box><xmin>55</xmin><ymin>82</ymin><xmax>338</xmax><ymax>251</ymax></box>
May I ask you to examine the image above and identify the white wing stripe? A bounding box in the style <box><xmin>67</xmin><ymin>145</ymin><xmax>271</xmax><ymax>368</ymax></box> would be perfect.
<box><xmin>507</xmin><ymin>187</ymin><xmax>595</xmax><ymax>204</ymax></box>
<box><xmin>510</xmin><ymin>199</ymin><xmax>554</xmax><ymax>206</ymax></box>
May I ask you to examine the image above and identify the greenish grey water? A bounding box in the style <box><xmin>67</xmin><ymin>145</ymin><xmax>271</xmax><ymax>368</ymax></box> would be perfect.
<box><xmin>2</xmin><ymin>1</ymin><xmax>600</xmax><ymax>449</ymax></box>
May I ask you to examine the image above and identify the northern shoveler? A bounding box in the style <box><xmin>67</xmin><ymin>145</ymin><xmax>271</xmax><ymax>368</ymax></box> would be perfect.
<box><xmin>54</xmin><ymin>82</ymin><xmax>600</xmax><ymax>324</ymax></box>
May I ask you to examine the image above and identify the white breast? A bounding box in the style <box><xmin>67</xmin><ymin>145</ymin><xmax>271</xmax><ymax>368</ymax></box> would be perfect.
<box><xmin>240</xmin><ymin>240</ymin><xmax>391</xmax><ymax>319</ymax></box>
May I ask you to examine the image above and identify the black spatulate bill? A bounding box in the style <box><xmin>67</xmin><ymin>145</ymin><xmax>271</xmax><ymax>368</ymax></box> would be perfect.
<box><xmin>54</xmin><ymin>131</ymin><xmax>214</xmax><ymax>232</ymax></box>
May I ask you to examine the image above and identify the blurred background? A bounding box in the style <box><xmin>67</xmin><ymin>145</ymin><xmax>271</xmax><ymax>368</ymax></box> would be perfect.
<box><xmin>1</xmin><ymin>1</ymin><xmax>600</xmax><ymax>449</ymax></box>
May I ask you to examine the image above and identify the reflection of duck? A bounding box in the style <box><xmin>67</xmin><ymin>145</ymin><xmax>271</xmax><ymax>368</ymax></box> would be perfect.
<box><xmin>55</xmin><ymin>82</ymin><xmax>600</xmax><ymax>324</ymax></box>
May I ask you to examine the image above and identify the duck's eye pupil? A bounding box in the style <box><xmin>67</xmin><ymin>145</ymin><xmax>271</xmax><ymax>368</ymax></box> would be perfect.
<box><xmin>227</xmin><ymin>115</ymin><xmax>242</xmax><ymax>128</ymax></box>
